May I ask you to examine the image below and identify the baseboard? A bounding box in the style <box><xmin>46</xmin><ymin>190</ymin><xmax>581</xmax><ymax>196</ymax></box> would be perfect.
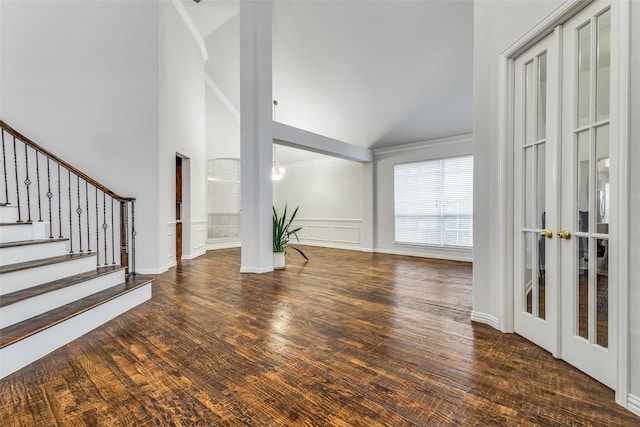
<box><xmin>206</xmin><ymin>241</ymin><xmax>241</xmax><ymax>251</ymax></box>
<box><xmin>628</xmin><ymin>394</ymin><xmax>640</xmax><ymax>417</ymax></box>
<box><xmin>136</xmin><ymin>264</ymin><xmax>172</xmax><ymax>275</ymax></box>
<box><xmin>470</xmin><ymin>311</ymin><xmax>500</xmax><ymax>330</ymax></box>
<box><xmin>375</xmin><ymin>247</ymin><xmax>473</xmax><ymax>262</ymax></box>
<box><xmin>297</xmin><ymin>240</ymin><xmax>370</xmax><ymax>253</ymax></box>
<box><xmin>239</xmin><ymin>266</ymin><xmax>274</xmax><ymax>274</ymax></box>
<box><xmin>182</xmin><ymin>248</ymin><xmax>206</xmax><ymax>260</ymax></box>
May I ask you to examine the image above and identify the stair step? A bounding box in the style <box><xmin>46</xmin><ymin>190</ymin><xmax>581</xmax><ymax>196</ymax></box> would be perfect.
<box><xmin>0</xmin><ymin>221</ymin><xmax>48</xmax><ymax>243</ymax></box>
<box><xmin>0</xmin><ymin>205</ymin><xmax>19</xmax><ymax>222</ymax></box>
<box><xmin>0</xmin><ymin>237</ymin><xmax>67</xmax><ymax>249</ymax></box>
<box><xmin>0</xmin><ymin>274</ymin><xmax>153</xmax><ymax>349</ymax></box>
<box><xmin>0</xmin><ymin>253</ymin><xmax>98</xmax><ymax>295</ymax></box>
<box><xmin>0</xmin><ymin>238</ymin><xmax>68</xmax><ymax>266</ymax></box>
<box><xmin>0</xmin><ymin>252</ymin><xmax>95</xmax><ymax>275</ymax></box>
<box><xmin>0</xmin><ymin>266</ymin><xmax>126</xmax><ymax>328</ymax></box>
<box><xmin>0</xmin><ymin>265</ymin><xmax>124</xmax><ymax>307</ymax></box>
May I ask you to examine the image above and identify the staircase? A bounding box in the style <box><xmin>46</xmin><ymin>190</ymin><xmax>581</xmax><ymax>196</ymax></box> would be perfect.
<box><xmin>0</xmin><ymin>121</ymin><xmax>153</xmax><ymax>379</ymax></box>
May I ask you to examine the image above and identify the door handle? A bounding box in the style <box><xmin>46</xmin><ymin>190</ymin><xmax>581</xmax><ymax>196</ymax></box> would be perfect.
<box><xmin>540</xmin><ymin>229</ymin><xmax>553</xmax><ymax>238</ymax></box>
<box><xmin>557</xmin><ymin>230</ymin><xmax>572</xmax><ymax>239</ymax></box>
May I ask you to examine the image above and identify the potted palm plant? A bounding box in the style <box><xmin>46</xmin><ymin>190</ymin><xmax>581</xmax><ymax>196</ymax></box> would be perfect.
<box><xmin>273</xmin><ymin>205</ymin><xmax>308</xmax><ymax>269</ymax></box>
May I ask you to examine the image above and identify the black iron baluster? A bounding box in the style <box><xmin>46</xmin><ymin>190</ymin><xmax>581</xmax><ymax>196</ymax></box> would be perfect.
<box><xmin>96</xmin><ymin>187</ymin><xmax>99</xmax><ymax>266</ymax></box>
<box><xmin>103</xmin><ymin>192</ymin><xmax>108</xmax><ymax>266</ymax></box>
<box><xmin>13</xmin><ymin>137</ymin><xmax>22</xmax><ymax>222</ymax></box>
<box><xmin>131</xmin><ymin>201</ymin><xmax>136</xmax><ymax>275</ymax></box>
<box><xmin>46</xmin><ymin>159</ymin><xmax>53</xmax><ymax>238</ymax></box>
<box><xmin>35</xmin><ymin>152</ymin><xmax>42</xmax><ymax>222</ymax></box>
<box><xmin>111</xmin><ymin>197</ymin><xmax>115</xmax><ymax>265</ymax></box>
<box><xmin>1</xmin><ymin>130</ymin><xmax>8</xmax><ymax>206</ymax></box>
<box><xmin>68</xmin><ymin>170</ymin><xmax>73</xmax><ymax>253</ymax></box>
<box><xmin>76</xmin><ymin>175</ymin><xmax>83</xmax><ymax>252</ymax></box>
<box><xmin>57</xmin><ymin>164</ymin><xmax>62</xmax><ymax>238</ymax></box>
<box><xmin>24</xmin><ymin>144</ymin><xmax>32</xmax><ymax>223</ymax></box>
<box><xmin>85</xmin><ymin>181</ymin><xmax>90</xmax><ymax>252</ymax></box>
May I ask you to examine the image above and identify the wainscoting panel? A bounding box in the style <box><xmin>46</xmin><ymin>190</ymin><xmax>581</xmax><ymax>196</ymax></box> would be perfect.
<box><xmin>332</xmin><ymin>226</ymin><xmax>360</xmax><ymax>244</ymax></box>
<box><xmin>166</xmin><ymin>222</ymin><xmax>176</xmax><ymax>260</ymax></box>
<box><xmin>189</xmin><ymin>220</ymin><xmax>206</xmax><ymax>259</ymax></box>
<box><xmin>304</xmin><ymin>225</ymin><xmax>331</xmax><ymax>242</ymax></box>
<box><xmin>291</xmin><ymin>219</ymin><xmax>364</xmax><ymax>250</ymax></box>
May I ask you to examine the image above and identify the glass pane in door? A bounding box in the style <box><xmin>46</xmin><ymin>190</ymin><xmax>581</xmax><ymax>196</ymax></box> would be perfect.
<box><xmin>577</xmin><ymin>23</ymin><xmax>591</xmax><ymax>128</ymax></box>
<box><xmin>537</xmin><ymin>53</ymin><xmax>548</xmax><ymax>139</ymax></box>
<box><xmin>576</xmin><ymin>131</ymin><xmax>590</xmax><ymax>231</ymax></box>
<box><xmin>536</xmin><ymin>144</ymin><xmax>546</xmax><ymax>229</ymax></box>
<box><xmin>524</xmin><ymin>147</ymin><xmax>533</xmax><ymax>228</ymax></box>
<box><xmin>596</xmin><ymin>238</ymin><xmax>608</xmax><ymax>347</ymax></box>
<box><xmin>524</xmin><ymin>232</ymin><xmax>533</xmax><ymax>314</ymax></box>
<box><xmin>596</xmin><ymin>10</ymin><xmax>611</xmax><ymax>122</ymax></box>
<box><xmin>577</xmin><ymin>236</ymin><xmax>589</xmax><ymax>340</ymax></box>
<box><xmin>596</xmin><ymin>125</ymin><xmax>610</xmax><ymax>227</ymax></box>
<box><xmin>538</xmin><ymin>232</ymin><xmax>546</xmax><ymax>319</ymax></box>
<box><xmin>525</xmin><ymin>61</ymin><xmax>535</xmax><ymax>143</ymax></box>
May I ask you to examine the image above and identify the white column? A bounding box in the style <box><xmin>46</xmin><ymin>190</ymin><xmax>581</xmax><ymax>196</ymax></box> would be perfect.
<box><xmin>361</xmin><ymin>162</ymin><xmax>375</xmax><ymax>252</ymax></box>
<box><xmin>239</xmin><ymin>0</ymin><xmax>273</xmax><ymax>273</ymax></box>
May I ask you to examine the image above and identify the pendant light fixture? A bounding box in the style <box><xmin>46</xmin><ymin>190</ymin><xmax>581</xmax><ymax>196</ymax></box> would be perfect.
<box><xmin>271</xmin><ymin>100</ymin><xmax>285</xmax><ymax>181</ymax></box>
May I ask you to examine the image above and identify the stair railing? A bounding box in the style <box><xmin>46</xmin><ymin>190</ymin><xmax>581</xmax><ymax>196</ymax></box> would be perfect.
<box><xmin>0</xmin><ymin>120</ymin><xmax>136</xmax><ymax>275</ymax></box>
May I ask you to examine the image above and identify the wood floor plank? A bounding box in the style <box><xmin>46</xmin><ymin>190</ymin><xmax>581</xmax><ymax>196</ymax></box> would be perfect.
<box><xmin>0</xmin><ymin>246</ymin><xmax>638</xmax><ymax>426</ymax></box>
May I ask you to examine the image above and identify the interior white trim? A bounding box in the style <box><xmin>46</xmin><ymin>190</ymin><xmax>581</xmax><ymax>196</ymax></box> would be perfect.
<box><xmin>628</xmin><ymin>394</ymin><xmax>640</xmax><ymax>417</ymax></box>
<box><xmin>295</xmin><ymin>217</ymin><xmax>363</xmax><ymax>223</ymax></box>
<box><xmin>240</xmin><ymin>266</ymin><xmax>274</xmax><ymax>274</ymax></box>
<box><xmin>501</xmin><ymin>0</ymin><xmax>593</xmax><ymax>58</ymax></box>
<box><xmin>205</xmin><ymin>74</ymin><xmax>240</xmax><ymax>121</ymax></box>
<box><xmin>171</xmin><ymin>0</ymin><xmax>209</xmax><ymax>61</ymax></box>
<box><xmin>613</xmin><ymin>0</ymin><xmax>631</xmax><ymax>407</ymax></box>
<box><xmin>376</xmin><ymin>247</ymin><xmax>473</xmax><ymax>263</ymax></box>
<box><xmin>470</xmin><ymin>311</ymin><xmax>500</xmax><ymax>330</ymax></box>
<box><xmin>373</xmin><ymin>133</ymin><xmax>473</xmax><ymax>156</ymax></box>
<box><xmin>497</xmin><ymin>54</ymin><xmax>515</xmax><ymax>333</ymax></box>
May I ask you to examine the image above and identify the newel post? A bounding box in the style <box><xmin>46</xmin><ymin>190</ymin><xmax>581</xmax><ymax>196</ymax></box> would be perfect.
<box><xmin>119</xmin><ymin>200</ymin><xmax>129</xmax><ymax>275</ymax></box>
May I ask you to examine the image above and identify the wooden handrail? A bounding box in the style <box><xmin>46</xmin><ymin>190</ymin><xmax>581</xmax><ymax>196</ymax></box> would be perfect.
<box><xmin>0</xmin><ymin>120</ymin><xmax>135</xmax><ymax>202</ymax></box>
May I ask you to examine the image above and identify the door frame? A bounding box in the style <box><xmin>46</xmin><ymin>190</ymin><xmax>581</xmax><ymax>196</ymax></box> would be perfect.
<box><xmin>496</xmin><ymin>0</ymin><xmax>630</xmax><ymax>406</ymax></box>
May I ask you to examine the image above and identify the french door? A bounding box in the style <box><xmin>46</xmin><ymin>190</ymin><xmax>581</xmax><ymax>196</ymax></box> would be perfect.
<box><xmin>514</xmin><ymin>1</ymin><xmax>616</xmax><ymax>388</ymax></box>
<box><xmin>514</xmin><ymin>33</ymin><xmax>559</xmax><ymax>355</ymax></box>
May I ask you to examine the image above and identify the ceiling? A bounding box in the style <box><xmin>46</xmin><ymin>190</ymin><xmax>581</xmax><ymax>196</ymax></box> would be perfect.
<box><xmin>185</xmin><ymin>0</ymin><xmax>474</xmax><ymax>164</ymax></box>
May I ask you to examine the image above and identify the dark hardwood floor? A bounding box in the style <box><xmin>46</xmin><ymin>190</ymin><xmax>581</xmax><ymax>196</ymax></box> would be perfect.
<box><xmin>1</xmin><ymin>247</ymin><xmax>637</xmax><ymax>426</ymax></box>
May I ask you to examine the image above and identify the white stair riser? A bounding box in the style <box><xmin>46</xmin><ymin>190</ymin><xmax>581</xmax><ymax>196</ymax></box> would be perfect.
<box><xmin>0</xmin><ymin>283</ymin><xmax>151</xmax><ymax>379</ymax></box>
<box><xmin>0</xmin><ymin>255</ymin><xmax>98</xmax><ymax>296</ymax></box>
<box><xmin>0</xmin><ymin>240</ymin><xmax>68</xmax><ymax>266</ymax></box>
<box><xmin>0</xmin><ymin>269</ymin><xmax>125</xmax><ymax>328</ymax></box>
<box><xmin>0</xmin><ymin>206</ymin><xmax>19</xmax><ymax>222</ymax></box>
<box><xmin>0</xmin><ymin>222</ymin><xmax>48</xmax><ymax>244</ymax></box>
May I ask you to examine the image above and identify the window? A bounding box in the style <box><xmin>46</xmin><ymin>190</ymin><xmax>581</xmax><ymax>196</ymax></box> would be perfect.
<box><xmin>394</xmin><ymin>156</ymin><xmax>473</xmax><ymax>247</ymax></box>
<box><xmin>207</xmin><ymin>158</ymin><xmax>240</xmax><ymax>240</ymax></box>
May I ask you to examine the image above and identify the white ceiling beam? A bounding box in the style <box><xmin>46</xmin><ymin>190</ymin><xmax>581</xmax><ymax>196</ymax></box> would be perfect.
<box><xmin>272</xmin><ymin>122</ymin><xmax>373</xmax><ymax>163</ymax></box>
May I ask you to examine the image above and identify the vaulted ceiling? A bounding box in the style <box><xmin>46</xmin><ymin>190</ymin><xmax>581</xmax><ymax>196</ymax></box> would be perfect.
<box><xmin>184</xmin><ymin>0</ymin><xmax>473</xmax><ymax>162</ymax></box>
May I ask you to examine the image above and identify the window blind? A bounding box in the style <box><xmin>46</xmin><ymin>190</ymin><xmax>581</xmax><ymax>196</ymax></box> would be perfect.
<box><xmin>394</xmin><ymin>156</ymin><xmax>473</xmax><ymax>247</ymax></box>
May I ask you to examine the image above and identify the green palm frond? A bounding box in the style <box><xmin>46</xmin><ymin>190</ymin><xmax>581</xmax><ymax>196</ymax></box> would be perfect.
<box><xmin>273</xmin><ymin>205</ymin><xmax>308</xmax><ymax>262</ymax></box>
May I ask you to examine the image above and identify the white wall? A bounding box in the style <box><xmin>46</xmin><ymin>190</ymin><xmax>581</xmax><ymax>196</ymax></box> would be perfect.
<box><xmin>205</xmin><ymin>13</ymin><xmax>240</xmax><ymax>161</ymax></box>
<box><xmin>472</xmin><ymin>0</ymin><xmax>563</xmax><ymax>325</ymax></box>
<box><xmin>273</xmin><ymin>156</ymin><xmax>367</xmax><ymax>251</ymax></box>
<box><xmin>158</xmin><ymin>1</ymin><xmax>207</xmax><ymax>268</ymax></box>
<box><xmin>629</xmin><ymin>0</ymin><xmax>640</xmax><ymax>405</ymax></box>
<box><xmin>0</xmin><ymin>0</ymin><xmax>160</xmax><ymax>271</ymax></box>
<box><xmin>375</xmin><ymin>134</ymin><xmax>473</xmax><ymax>261</ymax></box>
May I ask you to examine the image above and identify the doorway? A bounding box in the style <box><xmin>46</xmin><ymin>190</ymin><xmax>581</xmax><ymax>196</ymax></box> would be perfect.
<box><xmin>176</xmin><ymin>156</ymin><xmax>182</xmax><ymax>263</ymax></box>
<box><xmin>512</xmin><ymin>0</ymin><xmax>619</xmax><ymax>390</ymax></box>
